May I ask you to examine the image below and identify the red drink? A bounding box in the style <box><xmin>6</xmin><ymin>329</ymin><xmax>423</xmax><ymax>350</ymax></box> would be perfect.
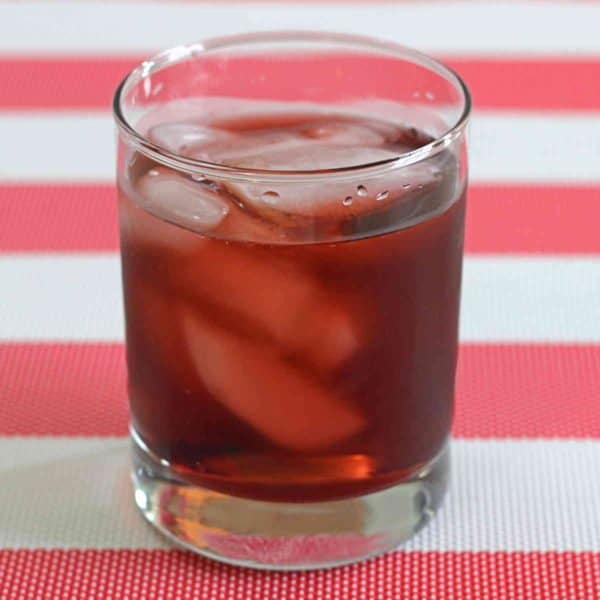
<box><xmin>119</xmin><ymin>109</ymin><xmax>465</xmax><ymax>502</ymax></box>
<box><xmin>114</xmin><ymin>33</ymin><xmax>470</xmax><ymax>568</ymax></box>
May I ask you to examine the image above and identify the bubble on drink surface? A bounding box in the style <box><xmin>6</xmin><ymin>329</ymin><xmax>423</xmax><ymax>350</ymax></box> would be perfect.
<box><xmin>402</xmin><ymin>183</ymin><xmax>412</xmax><ymax>190</ymax></box>
<box><xmin>424</xmin><ymin>91</ymin><xmax>435</xmax><ymax>101</ymax></box>
<box><xmin>260</xmin><ymin>191</ymin><xmax>280</xmax><ymax>204</ymax></box>
<box><xmin>376</xmin><ymin>190</ymin><xmax>389</xmax><ymax>202</ymax></box>
<box><xmin>342</xmin><ymin>196</ymin><xmax>353</xmax><ymax>207</ymax></box>
<box><xmin>356</xmin><ymin>185</ymin><xmax>368</xmax><ymax>197</ymax></box>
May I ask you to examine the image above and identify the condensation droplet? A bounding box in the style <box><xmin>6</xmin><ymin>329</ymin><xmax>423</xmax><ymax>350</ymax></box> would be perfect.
<box><xmin>412</xmin><ymin>91</ymin><xmax>421</xmax><ymax>99</ymax></box>
<box><xmin>191</xmin><ymin>173</ymin><xmax>207</xmax><ymax>182</ymax></box>
<box><xmin>425</xmin><ymin>91</ymin><xmax>435</xmax><ymax>101</ymax></box>
<box><xmin>402</xmin><ymin>183</ymin><xmax>412</xmax><ymax>190</ymax></box>
<box><xmin>261</xmin><ymin>190</ymin><xmax>280</xmax><ymax>204</ymax></box>
<box><xmin>417</xmin><ymin>184</ymin><xmax>425</xmax><ymax>190</ymax></box>
<box><xmin>356</xmin><ymin>185</ymin><xmax>368</xmax><ymax>197</ymax></box>
<box><xmin>376</xmin><ymin>190</ymin><xmax>389</xmax><ymax>202</ymax></box>
<box><xmin>342</xmin><ymin>196</ymin><xmax>353</xmax><ymax>206</ymax></box>
<box><xmin>148</xmin><ymin>169</ymin><xmax>160</xmax><ymax>177</ymax></box>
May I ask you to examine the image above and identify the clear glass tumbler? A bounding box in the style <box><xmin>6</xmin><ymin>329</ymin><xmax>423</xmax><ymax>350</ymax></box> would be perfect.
<box><xmin>113</xmin><ymin>32</ymin><xmax>470</xmax><ymax>570</ymax></box>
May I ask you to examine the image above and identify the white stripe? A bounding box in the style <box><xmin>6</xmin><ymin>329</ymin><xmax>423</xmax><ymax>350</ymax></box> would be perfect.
<box><xmin>461</xmin><ymin>257</ymin><xmax>600</xmax><ymax>342</ymax></box>
<box><xmin>0</xmin><ymin>255</ymin><xmax>598</xmax><ymax>343</ymax></box>
<box><xmin>408</xmin><ymin>439</ymin><xmax>600</xmax><ymax>552</ymax></box>
<box><xmin>0</xmin><ymin>437</ymin><xmax>598</xmax><ymax>550</ymax></box>
<box><xmin>0</xmin><ymin>438</ymin><xmax>163</xmax><ymax>549</ymax></box>
<box><xmin>0</xmin><ymin>114</ymin><xmax>112</xmax><ymax>183</ymax></box>
<box><xmin>1</xmin><ymin>2</ymin><xmax>599</xmax><ymax>56</ymax></box>
<box><xmin>468</xmin><ymin>114</ymin><xmax>600</xmax><ymax>184</ymax></box>
<box><xmin>0</xmin><ymin>255</ymin><xmax>123</xmax><ymax>342</ymax></box>
<box><xmin>3</xmin><ymin>112</ymin><xmax>600</xmax><ymax>183</ymax></box>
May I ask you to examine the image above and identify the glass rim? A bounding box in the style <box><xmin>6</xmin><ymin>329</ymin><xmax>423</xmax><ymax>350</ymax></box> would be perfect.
<box><xmin>113</xmin><ymin>30</ymin><xmax>471</xmax><ymax>183</ymax></box>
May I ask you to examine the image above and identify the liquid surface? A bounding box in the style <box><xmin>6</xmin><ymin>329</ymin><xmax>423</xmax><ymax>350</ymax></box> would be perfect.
<box><xmin>119</xmin><ymin>106</ymin><xmax>465</xmax><ymax>502</ymax></box>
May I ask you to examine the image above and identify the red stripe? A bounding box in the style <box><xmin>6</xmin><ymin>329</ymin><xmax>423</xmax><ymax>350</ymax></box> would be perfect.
<box><xmin>0</xmin><ymin>550</ymin><xmax>598</xmax><ymax>599</ymax></box>
<box><xmin>0</xmin><ymin>184</ymin><xmax>118</xmax><ymax>251</ymax></box>
<box><xmin>1</xmin><ymin>343</ymin><xmax>598</xmax><ymax>437</ymax></box>
<box><xmin>0</xmin><ymin>55</ymin><xmax>454</xmax><ymax>108</ymax></box>
<box><xmin>0</xmin><ymin>344</ymin><xmax>128</xmax><ymax>436</ymax></box>
<box><xmin>465</xmin><ymin>185</ymin><xmax>600</xmax><ymax>254</ymax></box>
<box><xmin>455</xmin><ymin>344</ymin><xmax>600</xmax><ymax>438</ymax></box>
<box><xmin>446</xmin><ymin>58</ymin><xmax>600</xmax><ymax>111</ymax></box>
<box><xmin>2</xmin><ymin>183</ymin><xmax>599</xmax><ymax>254</ymax></box>
<box><xmin>2</xmin><ymin>56</ymin><xmax>600</xmax><ymax>110</ymax></box>
<box><xmin>0</xmin><ymin>58</ymin><xmax>136</xmax><ymax>111</ymax></box>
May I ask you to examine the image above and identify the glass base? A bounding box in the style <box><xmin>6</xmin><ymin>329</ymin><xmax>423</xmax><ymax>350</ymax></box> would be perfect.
<box><xmin>131</xmin><ymin>436</ymin><xmax>449</xmax><ymax>570</ymax></box>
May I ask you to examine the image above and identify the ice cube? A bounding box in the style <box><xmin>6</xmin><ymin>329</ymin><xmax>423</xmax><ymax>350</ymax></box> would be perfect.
<box><xmin>224</xmin><ymin>142</ymin><xmax>397</xmax><ymax>171</ymax></box>
<box><xmin>180</xmin><ymin>309</ymin><xmax>364</xmax><ymax>451</ymax></box>
<box><xmin>298</xmin><ymin>117</ymin><xmax>402</xmax><ymax>147</ymax></box>
<box><xmin>136</xmin><ymin>167</ymin><xmax>229</xmax><ymax>233</ymax></box>
<box><xmin>220</xmin><ymin>144</ymin><xmax>403</xmax><ymax>221</ymax></box>
<box><xmin>186</xmin><ymin>115</ymin><xmax>400</xmax><ymax>167</ymax></box>
<box><xmin>290</xmin><ymin>298</ymin><xmax>362</xmax><ymax>371</ymax></box>
<box><xmin>222</xmin><ymin>141</ymin><xmax>450</xmax><ymax>231</ymax></box>
<box><xmin>119</xmin><ymin>185</ymin><xmax>205</xmax><ymax>258</ymax></box>
<box><xmin>175</xmin><ymin>242</ymin><xmax>362</xmax><ymax>372</ymax></box>
<box><xmin>148</xmin><ymin>123</ymin><xmax>236</xmax><ymax>156</ymax></box>
<box><xmin>190</xmin><ymin>129</ymin><xmax>307</xmax><ymax>165</ymax></box>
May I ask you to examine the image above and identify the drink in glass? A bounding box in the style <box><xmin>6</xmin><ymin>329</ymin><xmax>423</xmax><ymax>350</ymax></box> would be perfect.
<box><xmin>114</xmin><ymin>32</ymin><xmax>470</xmax><ymax>569</ymax></box>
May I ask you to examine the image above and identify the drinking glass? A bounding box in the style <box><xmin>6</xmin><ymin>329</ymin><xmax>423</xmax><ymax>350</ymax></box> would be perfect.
<box><xmin>113</xmin><ymin>31</ymin><xmax>470</xmax><ymax>570</ymax></box>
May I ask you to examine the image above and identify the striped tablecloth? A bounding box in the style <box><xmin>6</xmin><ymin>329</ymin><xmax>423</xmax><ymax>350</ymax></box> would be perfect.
<box><xmin>1</xmin><ymin>2</ymin><xmax>599</xmax><ymax>598</ymax></box>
